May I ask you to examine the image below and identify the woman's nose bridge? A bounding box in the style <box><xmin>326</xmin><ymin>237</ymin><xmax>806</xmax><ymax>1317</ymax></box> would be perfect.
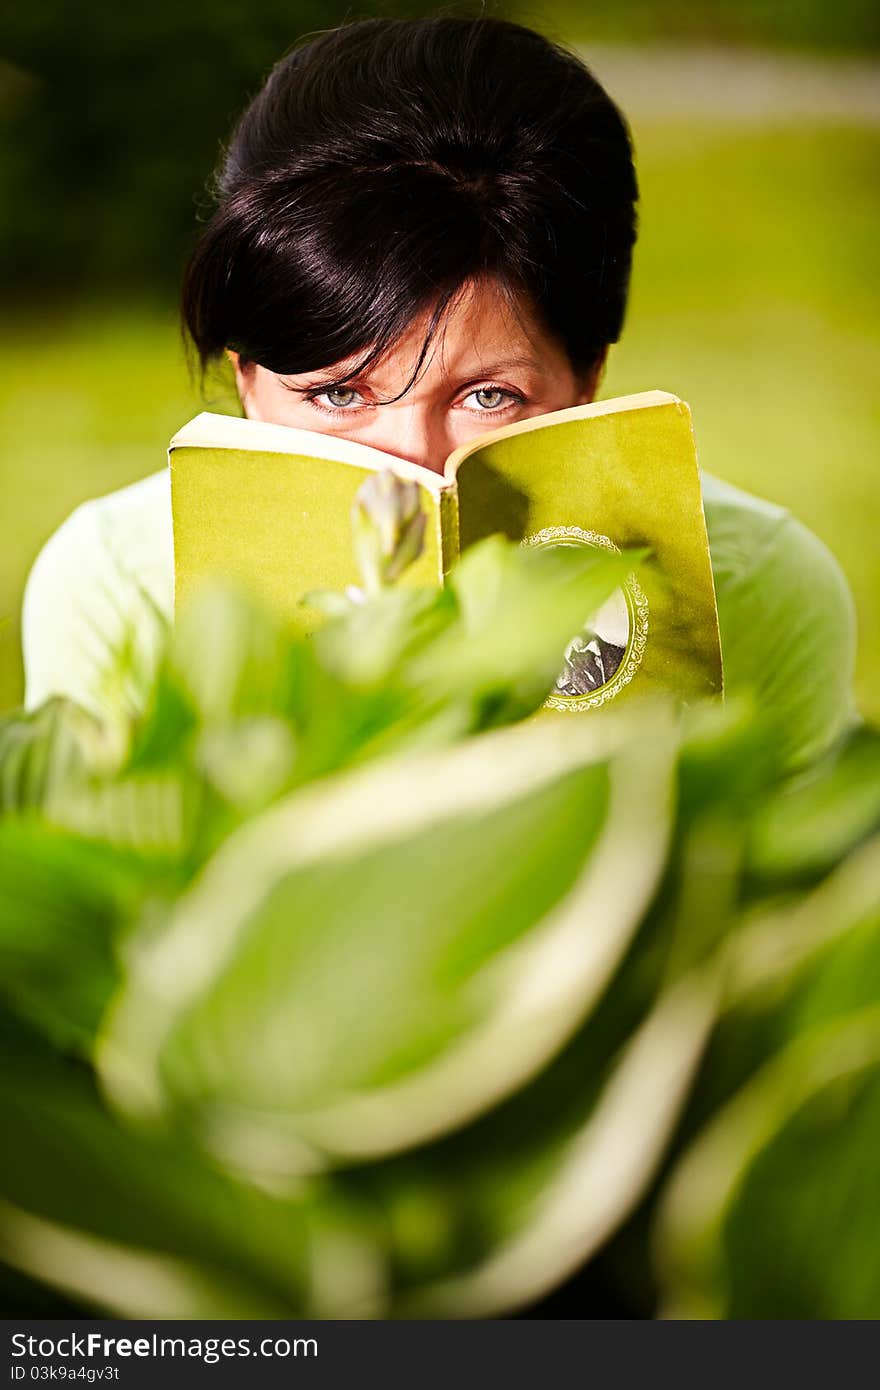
<box><xmin>372</xmin><ymin>398</ymin><xmax>448</xmax><ymax>470</ymax></box>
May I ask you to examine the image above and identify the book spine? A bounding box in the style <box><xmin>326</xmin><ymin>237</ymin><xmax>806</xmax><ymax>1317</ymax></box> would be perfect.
<box><xmin>439</xmin><ymin>485</ymin><xmax>461</xmax><ymax>579</ymax></box>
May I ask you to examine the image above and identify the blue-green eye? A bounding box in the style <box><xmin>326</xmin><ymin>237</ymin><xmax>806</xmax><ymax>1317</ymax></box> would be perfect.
<box><xmin>323</xmin><ymin>387</ymin><xmax>360</xmax><ymax>408</ymax></box>
<box><xmin>464</xmin><ymin>386</ymin><xmax>523</xmax><ymax>412</ymax></box>
<box><xmin>474</xmin><ymin>388</ymin><xmax>506</xmax><ymax>409</ymax></box>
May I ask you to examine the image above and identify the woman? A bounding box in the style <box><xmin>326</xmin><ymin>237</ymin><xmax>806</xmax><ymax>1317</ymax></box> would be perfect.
<box><xmin>21</xmin><ymin>16</ymin><xmax>856</xmax><ymax>763</ymax></box>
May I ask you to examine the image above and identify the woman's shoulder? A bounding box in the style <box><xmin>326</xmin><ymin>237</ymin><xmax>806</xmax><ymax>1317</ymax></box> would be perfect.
<box><xmin>26</xmin><ymin>468</ymin><xmax>172</xmax><ymax>589</ymax></box>
<box><xmin>22</xmin><ymin>470</ymin><xmax>173</xmax><ymax>717</ymax></box>
<box><xmin>701</xmin><ymin>469</ymin><xmax>855</xmax><ymax>622</ymax></box>
<box><xmin>55</xmin><ymin>468</ymin><xmax>170</xmax><ymax>558</ymax></box>
<box><xmin>701</xmin><ymin>470</ymin><xmax>858</xmax><ymax>765</ymax></box>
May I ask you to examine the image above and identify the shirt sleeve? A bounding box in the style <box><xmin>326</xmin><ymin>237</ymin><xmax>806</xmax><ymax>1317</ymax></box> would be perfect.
<box><xmin>701</xmin><ymin>472</ymin><xmax>858</xmax><ymax>767</ymax></box>
<box><xmin>21</xmin><ymin>478</ymin><xmax>173</xmax><ymax>722</ymax></box>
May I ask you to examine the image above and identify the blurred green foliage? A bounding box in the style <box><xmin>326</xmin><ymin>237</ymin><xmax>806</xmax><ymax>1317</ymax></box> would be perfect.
<box><xmin>516</xmin><ymin>0</ymin><xmax>880</xmax><ymax>50</ymax></box>
<box><xmin>0</xmin><ymin>526</ymin><xmax>878</xmax><ymax>1317</ymax></box>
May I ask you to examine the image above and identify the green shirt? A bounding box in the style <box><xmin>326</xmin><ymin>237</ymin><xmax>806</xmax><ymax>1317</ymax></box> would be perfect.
<box><xmin>21</xmin><ymin>467</ymin><xmax>857</xmax><ymax>766</ymax></box>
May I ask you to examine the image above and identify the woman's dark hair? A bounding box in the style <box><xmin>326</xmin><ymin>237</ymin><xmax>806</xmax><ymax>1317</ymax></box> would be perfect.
<box><xmin>182</xmin><ymin>16</ymin><xmax>638</xmax><ymax>389</ymax></box>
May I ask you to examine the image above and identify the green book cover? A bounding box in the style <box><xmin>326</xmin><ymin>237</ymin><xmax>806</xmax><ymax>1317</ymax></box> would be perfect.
<box><xmin>169</xmin><ymin>390</ymin><xmax>723</xmax><ymax>711</ymax></box>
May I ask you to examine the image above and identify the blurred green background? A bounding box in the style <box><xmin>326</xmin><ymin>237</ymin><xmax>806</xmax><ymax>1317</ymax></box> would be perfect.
<box><xmin>1</xmin><ymin>1</ymin><xmax>878</xmax><ymax>717</ymax></box>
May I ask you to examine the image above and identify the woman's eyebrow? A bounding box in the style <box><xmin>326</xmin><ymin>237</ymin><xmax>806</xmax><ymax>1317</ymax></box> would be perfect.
<box><xmin>456</xmin><ymin>355</ymin><xmax>544</xmax><ymax>378</ymax></box>
<box><xmin>278</xmin><ymin>370</ymin><xmax>363</xmax><ymax>391</ymax></box>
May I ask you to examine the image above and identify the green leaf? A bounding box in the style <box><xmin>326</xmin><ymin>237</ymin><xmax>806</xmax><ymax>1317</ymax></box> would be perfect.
<box><xmin>351</xmin><ymin>470</ymin><xmax>427</xmax><ymax>593</ymax></box>
<box><xmin>405</xmin><ymin>537</ymin><xmax>644</xmax><ymax>722</ymax></box>
<box><xmin>0</xmin><ymin>699</ymin><xmax>123</xmax><ymax>815</ymax></box>
<box><xmin>164</xmin><ymin>583</ymin><xmax>302</xmax><ymax>726</ymax></box>
<box><xmin>729</xmin><ymin>832</ymin><xmax>880</xmax><ymax>1019</ymax></box>
<box><xmin>747</xmin><ymin>726</ymin><xmax>880</xmax><ymax>884</ymax></box>
<box><xmin>655</xmin><ymin>827</ymin><xmax>880</xmax><ymax>1318</ymax></box>
<box><xmin>0</xmin><ymin>1015</ymin><xmax>383</xmax><ymax>1318</ymax></box>
<box><xmin>654</xmin><ymin>1005</ymin><xmax>880</xmax><ymax>1319</ymax></box>
<box><xmin>312</xmin><ymin>585</ymin><xmax>455</xmax><ymax>691</ymax></box>
<box><xmin>0</xmin><ymin>821</ymin><xmax>136</xmax><ymax>1050</ymax></box>
<box><xmin>363</xmin><ymin>954</ymin><xmax>720</xmax><ymax>1317</ymax></box>
<box><xmin>194</xmin><ymin>717</ymin><xmax>297</xmax><ymax>812</ymax></box>
<box><xmin>98</xmin><ymin>707</ymin><xmax>676</xmax><ymax>1180</ymax></box>
<box><xmin>46</xmin><ymin>769</ymin><xmax>199</xmax><ymax>859</ymax></box>
<box><xmin>686</xmin><ymin>833</ymin><xmax>880</xmax><ymax>1121</ymax></box>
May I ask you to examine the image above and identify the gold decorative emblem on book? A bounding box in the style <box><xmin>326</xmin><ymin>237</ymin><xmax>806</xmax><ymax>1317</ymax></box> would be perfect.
<box><xmin>523</xmin><ymin>527</ymin><xmax>649</xmax><ymax>711</ymax></box>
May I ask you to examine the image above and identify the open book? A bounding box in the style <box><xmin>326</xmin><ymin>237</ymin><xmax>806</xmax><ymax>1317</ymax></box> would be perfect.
<box><xmin>169</xmin><ymin>390</ymin><xmax>723</xmax><ymax>710</ymax></box>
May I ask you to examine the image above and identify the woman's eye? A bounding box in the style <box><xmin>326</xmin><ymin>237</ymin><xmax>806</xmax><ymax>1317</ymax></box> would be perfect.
<box><xmin>464</xmin><ymin>387</ymin><xmax>522</xmax><ymax>411</ymax></box>
<box><xmin>321</xmin><ymin>387</ymin><xmax>361</xmax><ymax>409</ymax></box>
